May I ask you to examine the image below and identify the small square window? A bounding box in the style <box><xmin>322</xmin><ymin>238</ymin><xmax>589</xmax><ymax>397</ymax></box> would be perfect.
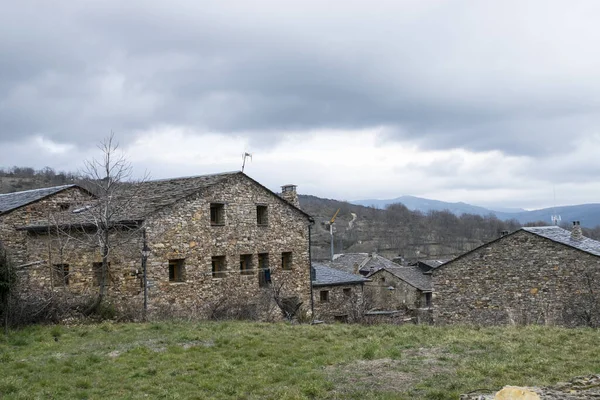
<box><xmin>53</xmin><ymin>264</ymin><xmax>69</xmax><ymax>286</ymax></box>
<box><xmin>258</xmin><ymin>253</ymin><xmax>271</xmax><ymax>287</ymax></box>
<box><xmin>320</xmin><ymin>290</ymin><xmax>329</xmax><ymax>302</ymax></box>
<box><xmin>281</xmin><ymin>252</ymin><xmax>292</xmax><ymax>270</ymax></box>
<box><xmin>93</xmin><ymin>262</ymin><xmax>112</xmax><ymax>286</ymax></box>
<box><xmin>169</xmin><ymin>259</ymin><xmax>185</xmax><ymax>282</ymax></box>
<box><xmin>210</xmin><ymin>203</ymin><xmax>225</xmax><ymax>225</ymax></box>
<box><xmin>212</xmin><ymin>256</ymin><xmax>226</xmax><ymax>278</ymax></box>
<box><xmin>343</xmin><ymin>288</ymin><xmax>352</xmax><ymax>297</ymax></box>
<box><xmin>240</xmin><ymin>254</ymin><xmax>253</xmax><ymax>276</ymax></box>
<box><xmin>257</xmin><ymin>205</ymin><xmax>268</xmax><ymax>225</ymax></box>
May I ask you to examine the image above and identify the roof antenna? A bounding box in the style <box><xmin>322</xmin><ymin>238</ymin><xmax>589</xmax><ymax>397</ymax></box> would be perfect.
<box><xmin>551</xmin><ymin>185</ymin><xmax>561</xmax><ymax>226</ymax></box>
<box><xmin>241</xmin><ymin>152</ymin><xmax>252</xmax><ymax>173</ymax></box>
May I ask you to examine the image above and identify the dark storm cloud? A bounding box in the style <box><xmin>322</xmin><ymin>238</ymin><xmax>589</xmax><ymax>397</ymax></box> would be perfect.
<box><xmin>2</xmin><ymin>0</ymin><xmax>600</xmax><ymax>156</ymax></box>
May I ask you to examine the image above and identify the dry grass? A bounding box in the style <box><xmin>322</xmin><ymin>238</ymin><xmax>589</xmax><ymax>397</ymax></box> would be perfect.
<box><xmin>0</xmin><ymin>322</ymin><xmax>599</xmax><ymax>399</ymax></box>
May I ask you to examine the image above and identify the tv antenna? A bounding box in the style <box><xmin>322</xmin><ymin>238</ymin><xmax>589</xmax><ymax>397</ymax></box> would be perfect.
<box><xmin>551</xmin><ymin>185</ymin><xmax>561</xmax><ymax>225</ymax></box>
<box><xmin>241</xmin><ymin>152</ymin><xmax>252</xmax><ymax>173</ymax></box>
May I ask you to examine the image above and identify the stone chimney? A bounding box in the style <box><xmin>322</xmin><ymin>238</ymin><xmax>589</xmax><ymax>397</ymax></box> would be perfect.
<box><xmin>280</xmin><ymin>184</ymin><xmax>299</xmax><ymax>208</ymax></box>
<box><xmin>571</xmin><ymin>221</ymin><xmax>583</xmax><ymax>241</ymax></box>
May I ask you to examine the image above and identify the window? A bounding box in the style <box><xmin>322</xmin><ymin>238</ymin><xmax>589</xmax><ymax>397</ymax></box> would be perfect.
<box><xmin>320</xmin><ymin>290</ymin><xmax>329</xmax><ymax>302</ymax></box>
<box><xmin>343</xmin><ymin>288</ymin><xmax>352</xmax><ymax>297</ymax></box>
<box><xmin>169</xmin><ymin>259</ymin><xmax>185</xmax><ymax>282</ymax></box>
<box><xmin>256</xmin><ymin>205</ymin><xmax>268</xmax><ymax>225</ymax></box>
<box><xmin>93</xmin><ymin>262</ymin><xmax>112</xmax><ymax>286</ymax></box>
<box><xmin>210</xmin><ymin>203</ymin><xmax>225</xmax><ymax>225</ymax></box>
<box><xmin>258</xmin><ymin>253</ymin><xmax>271</xmax><ymax>287</ymax></box>
<box><xmin>240</xmin><ymin>254</ymin><xmax>253</xmax><ymax>276</ymax></box>
<box><xmin>53</xmin><ymin>264</ymin><xmax>69</xmax><ymax>286</ymax></box>
<box><xmin>212</xmin><ymin>256</ymin><xmax>226</xmax><ymax>278</ymax></box>
<box><xmin>281</xmin><ymin>252</ymin><xmax>292</xmax><ymax>270</ymax></box>
<box><xmin>334</xmin><ymin>315</ymin><xmax>348</xmax><ymax>323</ymax></box>
<box><xmin>425</xmin><ymin>292</ymin><xmax>432</xmax><ymax>308</ymax></box>
<box><xmin>58</xmin><ymin>202</ymin><xmax>70</xmax><ymax>211</ymax></box>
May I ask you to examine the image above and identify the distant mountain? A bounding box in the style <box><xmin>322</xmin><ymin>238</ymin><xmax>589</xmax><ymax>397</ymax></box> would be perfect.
<box><xmin>352</xmin><ymin>195</ymin><xmax>509</xmax><ymax>216</ymax></box>
<box><xmin>352</xmin><ymin>195</ymin><xmax>600</xmax><ymax>228</ymax></box>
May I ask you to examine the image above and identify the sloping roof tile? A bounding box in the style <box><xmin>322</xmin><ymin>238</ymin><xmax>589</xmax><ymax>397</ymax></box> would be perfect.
<box><xmin>312</xmin><ymin>263</ymin><xmax>369</xmax><ymax>286</ymax></box>
<box><xmin>370</xmin><ymin>266</ymin><xmax>432</xmax><ymax>292</ymax></box>
<box><xmin>523</xmin><ymin>226</ymin><xmax>600</xmax><ymax>257</ymax></box>
<box><xmin>0</xmin><ymin>185</ymin><xmax>76</xmax><ymax>214</ymax></box>
<box><xmin>20</xmin><ymin>172</ymin><xmax>312</xmax><ymax>230</ymax></box>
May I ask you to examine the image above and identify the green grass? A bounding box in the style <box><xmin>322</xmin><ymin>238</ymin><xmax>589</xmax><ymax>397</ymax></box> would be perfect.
<box><xmin>0</xmin><ymin>322</ymin><xmax>599</xmax><ymax>399</ymax></box>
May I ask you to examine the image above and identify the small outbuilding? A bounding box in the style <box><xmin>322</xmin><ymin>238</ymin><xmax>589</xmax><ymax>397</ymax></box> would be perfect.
<box><xmin>432</xmin><ymin>223</ymin><xmax>600</xmax><ymax>326</ymax></box>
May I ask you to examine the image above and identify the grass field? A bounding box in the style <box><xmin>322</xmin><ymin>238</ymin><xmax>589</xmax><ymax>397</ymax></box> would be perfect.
<box><xmin>0</xmin><ymin>322</ymin><xmax>599</xmax><ymax>399</ymax></box>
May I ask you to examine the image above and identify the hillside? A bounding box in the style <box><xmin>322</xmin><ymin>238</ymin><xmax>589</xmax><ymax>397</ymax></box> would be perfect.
<box><xmin>3</xmin><ymin>166</ymin><xmax>598</xmax><ymax>261</ymax></box>
<box><xmin>353</xmin><ymin>194</ymin><xmax>600</xmax><ymax>228</ymax></box>
<box><xmin>300</xmin><ymin>195</ymin><xmax>522</xmax><ymax>261</ymax></box>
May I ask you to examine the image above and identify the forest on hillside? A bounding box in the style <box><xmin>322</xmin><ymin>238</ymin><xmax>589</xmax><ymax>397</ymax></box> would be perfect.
<box><xmin>300</xmin><ymin>195</ymin><xmax>600</xmax><ymax>261</ymax></box>
<box><xmin>2</xmin><ymin>166</ymin><xmax>599</xmax><ymax>261</ymax></box>
<box><xmin>0</xmin><ymin>166</ymin><xmax>78</xmax><ymax>193</ymax></box>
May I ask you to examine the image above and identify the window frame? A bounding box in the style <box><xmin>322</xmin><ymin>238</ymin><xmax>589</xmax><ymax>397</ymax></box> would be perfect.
<box><xmin>240</xmin><ymin>254</ymin><xmax>253</xmax><ymax>276</ymax></box>
<box><xmin>256</xmin><ymin>204</ymin><xmax>268</xmax><ymax>226</ymax></box>
<box><xmin>319</xmin><ymin>290</ymin><xmax>329</xmax><ymax>302</ymax></box>
<box><xmin>169</xmin><ymin>259</ymin><xmax>185</xmax><ymax>282</ymax></box>
<box><xmin>258</xmin><ymin>253</ymin><xmax>271</xmax><ymax>287</ymax></box>
<box><xmin>212</xmin><ymin>256</ymin><xmax>226</xmax><ymax>279</ymax></box>
<box><xmin>53</xmin><ymin>263</ymin><xmax>70</xmax><ymax>286</ymax></box>
<box><xmin>210</xmin><ymin>203</ymin><xmax>225</xmax><ymax>225</ymax></box>
<box><xmin>281</xmin><ymin>252</ymin><xmax>292</xmax><ymax>270</ymax></box>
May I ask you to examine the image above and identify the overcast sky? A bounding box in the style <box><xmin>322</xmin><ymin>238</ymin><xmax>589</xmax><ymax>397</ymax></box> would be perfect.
<box><xmin>2</xmin><ymin>0</ymin><xmax>600</xmax><ymax>210</ymax></box>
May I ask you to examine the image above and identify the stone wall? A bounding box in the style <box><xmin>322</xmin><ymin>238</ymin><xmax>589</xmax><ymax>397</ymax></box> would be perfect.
<box><xmin>432</xmin><ymin>230</ymin><xmax>600</xmax><ymax>326</ymax></box>
<box><xmin>365</xmin><ymin>269</ymin><xmax>421</xmax><ymax>310</ymax></box>
<box><xmin>21</xmin><ymin>174</ymin><xmax>312</xmax><ymax>320</ymax></box>
<box><xmin>313</xmin><ymin>283</ymin><xmax>365</xmax><ymax>322</ymax></box>
<box><xmin>0</xmin><ymin>187</ymin><xmax>91</xmax><ymax>266</ymax></box>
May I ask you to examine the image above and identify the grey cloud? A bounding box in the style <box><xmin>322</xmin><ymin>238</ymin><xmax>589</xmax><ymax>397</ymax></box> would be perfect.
<box><xmin>2</xmin><ymin>0</ymin><xmax>600</xmax><ymax>158</ymax></box>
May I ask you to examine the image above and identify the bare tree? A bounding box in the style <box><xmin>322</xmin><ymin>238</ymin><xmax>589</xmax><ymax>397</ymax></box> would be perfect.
<box><xmin>63</xmin><ymin>134</ymin><xmax>149</xmax><ymax>313</ymax></box>
<box><xmin>0</xmin><ymin>241</ymin><xmax>16</xmax><ymax>334</ymax></box>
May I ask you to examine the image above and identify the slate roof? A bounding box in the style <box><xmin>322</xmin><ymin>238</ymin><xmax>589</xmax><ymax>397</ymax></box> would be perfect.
<box><xmin>20</xmin><ymin>172</ymin><xmax>312</xmax><ymax>230</ymax></box>
<box><xmin>330</xmin><ymin>253</ymin><xmax>370</xmax><ymax>274</ymax></box>
<box><xmin>417</xmin><ymin>259</ymin><xmax>448</xmax><ymax>269</ymax></box>
<box><xmin>0</xmin><ymin>185</ymin><xmax>77</xmax><ymax>215</ymax></box>
<box><xmin>312</xmin><ymin>263</ymin><xmax>369</xmax><ymax>287</ymax></box>
<box><xmin>523</xmin><ymin>226</ymin><xmax>600</xmax><ymax>257</ymax></box>
<box><xmin>369</xmin><ymin>266</ymin><xmax>433</xmax><ymax>292</ymax></box>
<box><xmin>433</xmin><ymin>226</ymin><xmax>600</xmax><ymax>273</ymax></box>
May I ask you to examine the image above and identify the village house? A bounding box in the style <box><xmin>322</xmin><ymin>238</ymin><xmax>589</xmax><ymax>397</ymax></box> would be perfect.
<box><xmin>365</xmin><ymin>265</ymin><xmax>432</xmax><ymax>311</ymax></box>
<box><xmin>432</xmin><ymin>223</ymin><xmax>600</xmax><ymax>327</ymax></box>
<box><xmin>311</xmin><ymin>262</ymin><xmax>369</xmax><ymax>322</ymax></box>
<box><xmin>0</xmin><ymin>185</ymin><xmax>93</xmax><ymax>266</ymax></box>
<box><xmin>15</xmin><ymin>172</ymin><xmax>314</xmax><ymax>320</ymax></box>
<box><xmin>322</xmin><ymin>252</ymin><xmax>432</xmax><ymax>319</ymax></box>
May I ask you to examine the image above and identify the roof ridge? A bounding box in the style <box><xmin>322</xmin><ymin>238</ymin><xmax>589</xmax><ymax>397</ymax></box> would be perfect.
<box><xmin>0</xmin><ymin>184</ymin><xmax>75</xmax><ymax>197</ymax></box>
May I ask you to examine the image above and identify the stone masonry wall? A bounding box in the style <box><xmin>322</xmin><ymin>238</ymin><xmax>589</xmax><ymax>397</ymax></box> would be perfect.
<box><xmin>313</xmin><ymin>284</ymin><xmax>364</xmax><ymax>322</ymax></box>
<box><xmin>433</xmin><ymin>230</ymin><xmax>600</xmax><ymax>326</ymax></box>
<box><xmin>365</xmin><ymin>269</ymin><xmax>421</xmax><ymax>310</ymax></box>
<box><xmin>0</xmin><ymin>187</ymin><xmax>91</xmax><ymax>266</ymax></box>
<box><xmin>22</xmin><ymin>174</ymin><xmax>312</xmax><ymax>320</ymax></box>
<box><xmin>142</xmin><ymin>173</ymin><xmax>312</xmax><ymax>318</ymax></box>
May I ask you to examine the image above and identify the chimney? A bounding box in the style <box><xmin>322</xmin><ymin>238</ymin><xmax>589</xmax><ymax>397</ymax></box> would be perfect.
<box><xmin>500</xmin><ymin>230</ymin><xmax>509</xmax><ymax>237</ymax></box>
<box><xmin>280</xmin><ymin>184</ymin><xmax>299</xmax><ymax>208</ymax></box>
<box><xmin>571</xmin><ymin>221</ymin><xmax>583</xmax><ymax>241</ymax></box>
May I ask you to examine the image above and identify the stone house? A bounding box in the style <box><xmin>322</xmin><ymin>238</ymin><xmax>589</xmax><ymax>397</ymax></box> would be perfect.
<box><xmin>311</xmin><ymin>262</ymin><xmax>369</xmax><ymax>322</ymax></box>
<box><xmin>0</xmin><ymin>185</ymin><xmax>92</xmax><ymax>266</ymax></box>
<box><xmin>17</xmin><ymin>172</ymin><xmax>314</xmax><ymax>320</ymax></box>
<box><xmin>365</xmin><ymin>265</ymin><xmax>432</xmax><ymax>311</ymax></box>
<box><xmin>322</xmin><ymin>252</ymin><xmax>431</xmax><ymax>318</ymax></box>
<box><xmin>432</xmin><ymin>223</ymin><xmax>600</xmax><ymax>326</ymax></box>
